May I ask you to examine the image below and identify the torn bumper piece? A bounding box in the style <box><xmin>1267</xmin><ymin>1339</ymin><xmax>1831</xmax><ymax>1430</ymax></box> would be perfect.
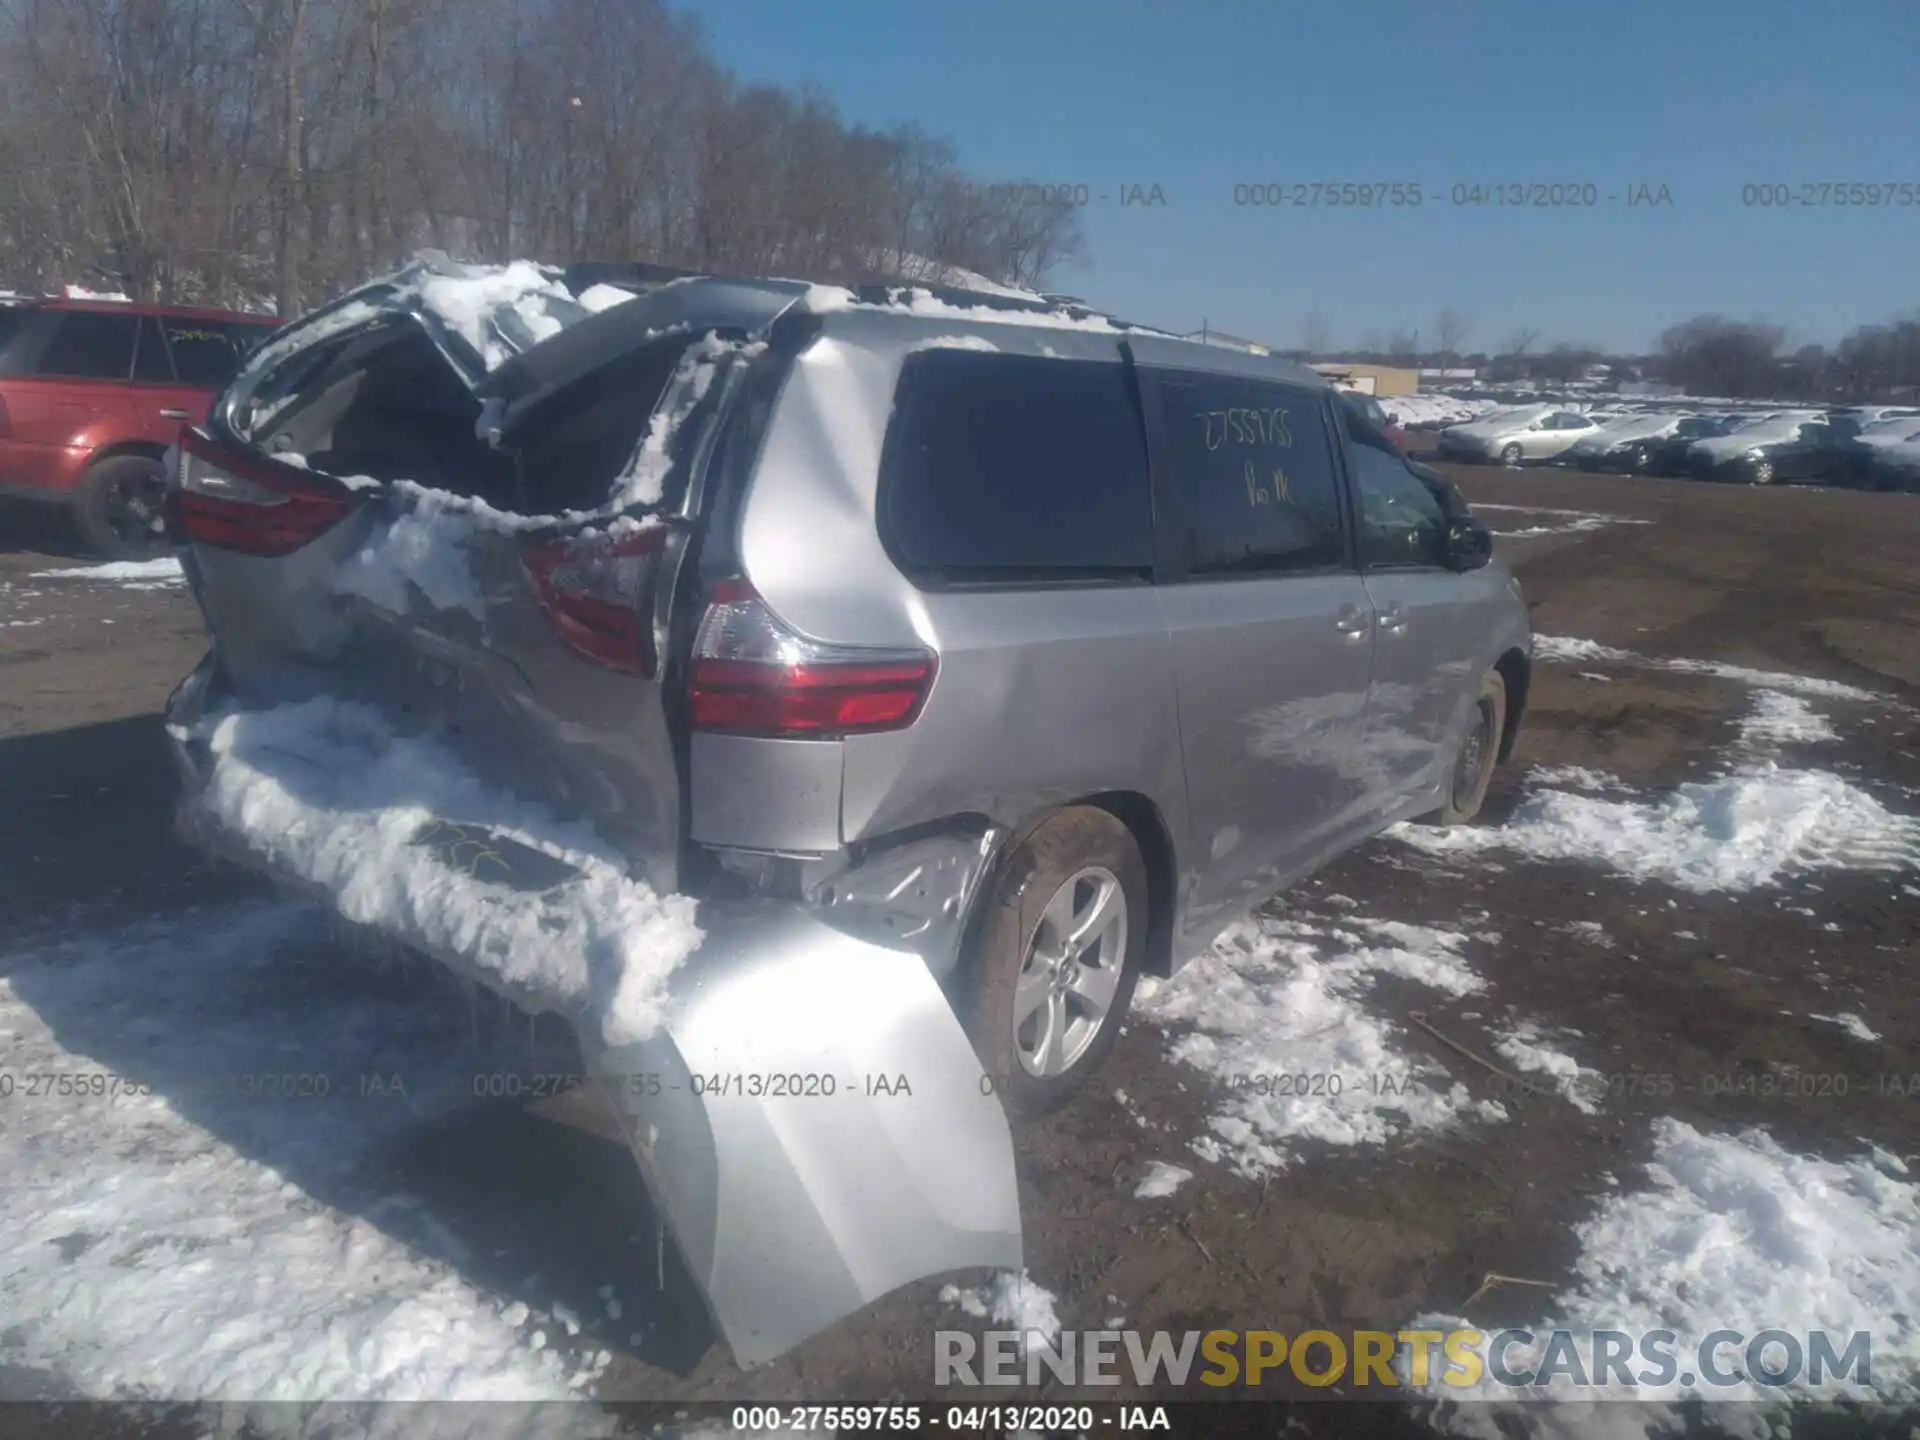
<box><xmin>582</xmin><ymin>902</ymin><xmax>1022</xmax><ymax>1366</ymax></box>
<box><xmin>163</xmin><ymin>680</ymin><xmax>1022</xmax><ymax>1368</ymax></box>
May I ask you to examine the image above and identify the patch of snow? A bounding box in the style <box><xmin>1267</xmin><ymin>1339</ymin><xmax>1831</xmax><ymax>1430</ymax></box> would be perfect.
<box><xmin>904</xmin><ymin>333</ymin><xmax>1002</xmax><ymax>353</ymax></box>
<box><xmin>1493</xmin><ymin>1023</ymin><xmax>1604</xmax><ymax>1114</ymax></box>
<box><xmin>416</xmin><ymin>260</ymin><xmax>575</xmax><ymax>370</ymax></box>
<box><xmin>1133</xmin><ymin>1162</ymin><xmax>1194</xmax><ymax>1199</ymax></box>
<box><xmin>0</xmin><ymin>902</ymin><xmax>579</xmax><ymax>1404</ymax></box>
<box><xmin>1737</xmin><ymin>691</ymin><xmax>1838</xmax><ymax>748</ymax></box>
<box><xmin>1810</xmin><ymin>1012</ymin><xmax>1882</xmax><ymax>1044</ymax></box>
<box><xmin>181</xmin><ymin>698</ymin><xmax>702</xmax><ymax>1046</ymax></box>
<box><xmin>1405</xmin><ymin>1119</ymin><xmax>1920</xmax><ymax>1416</ymax></box>
<box><xmin>575</xmin><ymin>283</ymin><xmax>639</xmax><ymax>314</ymax></box>
<box><xmin>1493</xmin><ymin>515</ymin><xmax>1653</xmax><ymax>539</ymax></box>
<box><xmin>800</xmin><ymin>284</ymin><xmax>1140</xmax><ymax>334</ymax></box>
<box><xmin>1528</xmin><ymin>765</ymin><xmax>1629</xmax><ymax>792</ymax></box>
<box><xmin>1533</xmin><ymin>635</ymin><xmax>1878</xmax><ymax>701</ymax></box>
<box><xmin>1533</xmin><ymin>635</ymin><xmax>1635</xmax><ymax>664</ymax></box>
<box><xmin>1575</xmin><ymin>671</ymin><xmax>1613</xmax><ymax>683</ymax></box>
<box><xmin>1136</xmin><ymin>914</ymin><xmax>1504</xmax><ymax>1178</ymax></box>
<box><xmin>939</xmin><ymin>1272</ymin><xmax>1061</xmax><ymax>1356</ymax></box>
<box><xmin>610</xmin><ymin>333</ymin><xmax>766</xmax><ymax>509</ymax></box>
<box><xmin>1395</xmin><ymin>764</ymin><xmax>1920</xmax><ymax>893</ymax></box>
<box><xmin>37</xmin><ymin>557</ymin><xmax>185</xmax><ymax>588</ymax></box>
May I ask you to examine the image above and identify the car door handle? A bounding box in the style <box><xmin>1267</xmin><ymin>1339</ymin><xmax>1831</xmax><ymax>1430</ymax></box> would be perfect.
<box><xmin>159</xmin><ymin>408</ymin><xmax>191</xmax><ymax>420</ymax></box>
<box><xmin>1378</xmin><ymin>604</ymin><xmax>1408</xmax><ymax>634</ymax></box>
<box><xmin>1334</xmin><ymin>605</ymin><xmax>1371</xmax><ymax>637</ymax></box>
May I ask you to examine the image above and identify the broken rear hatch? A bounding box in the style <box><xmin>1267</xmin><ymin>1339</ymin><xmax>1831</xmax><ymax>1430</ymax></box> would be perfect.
<box><xmin>161</xmin><ymin>255</ymin><xmax>1022</xmax><ymax>1365</ymax></box>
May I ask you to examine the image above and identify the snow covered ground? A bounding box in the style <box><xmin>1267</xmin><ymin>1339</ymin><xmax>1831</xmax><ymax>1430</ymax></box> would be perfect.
<box><xmin>1407</xmin><ymin>1119</ymin><xmax>1920</xmax><ymax>1421</ymax></box>
<box><xmin>36</xmin><ymin>557</ymin><xmax>185</xmax><ymax>589</ymax></box>
<box><xmin>0</xmin><ymin>903</ymin><xmax>626</xmax><ymax>1424</ymax></box>
<box><xmin>1134</xmin><ymin>912</ymin><xmax>1508</xmax><ymax>1177</ymax></box>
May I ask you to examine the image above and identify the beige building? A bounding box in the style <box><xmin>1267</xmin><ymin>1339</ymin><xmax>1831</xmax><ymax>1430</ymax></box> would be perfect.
<box><xmin>1309</xmin><ymin>363</ymin><xmax>1420</xmax><ymax>397</ymax></box>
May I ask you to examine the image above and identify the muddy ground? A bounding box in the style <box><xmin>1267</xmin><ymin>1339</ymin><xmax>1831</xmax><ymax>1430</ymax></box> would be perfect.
<box><xmin>1</xmin><ymin>464</ymin><xmax>1916</xmax><ymax>1436</ymax></box>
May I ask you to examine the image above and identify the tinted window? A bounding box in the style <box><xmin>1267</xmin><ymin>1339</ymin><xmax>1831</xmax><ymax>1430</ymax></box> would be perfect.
<box><xmin>880</xmin><ymin>350</ymin><xmax>1153</xmax><ymax>581</ymax></box>
<box><xmin>1353</xmin><ymin>447</ymin><xmax>1450</xmax><ymax>569</ymax></box>
<box><xmin>37</xmin><ymin>311</ymin><xmax>137</xmax><ymax>379</ymax></box>
<box><xmin>132</xmin><ymin>316</ymin><xmax>173</xmax><ymax>382</ymax></box>
<box><xmin>164</xmin><ymin>318</ymin><xmax>270</xmax><ymax>387</ymax></box>
<box><xmin>1149</xmin><ymin>370</ymin><xmax>1345</xmax><ymax>575</ymax></box>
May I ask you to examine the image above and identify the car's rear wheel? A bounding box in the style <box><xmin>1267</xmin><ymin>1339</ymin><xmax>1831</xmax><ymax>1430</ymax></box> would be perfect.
<box><xmin>1499</xmin><ymin>442</ymin><xmax>1524</xmax><ymax>467</ymax></box>
<box><xmin>1417</xmin><ymin>670</ymin><xmax>1507</xmax><ymax>826</ymax></box>
<box><xmin>961</xmin><ymin>806</ymin><xmax>1147</xmax><ymax>1117</ymax></box>
<box><xmin>74</xmin><ymin>454</ymin><xmax>170</xmax><ymax>560</ymax></box>
<box><xmin>1746</xmin><ymin>455</ymin><xmax>1775</xmax><ymax>485</ymax></box>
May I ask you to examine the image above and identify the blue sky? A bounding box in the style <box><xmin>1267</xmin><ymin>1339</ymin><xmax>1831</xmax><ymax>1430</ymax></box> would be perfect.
<box><xmin>680</xmin><ymin>0</ymin><xmax>1917</xmax><ymax>354</ymax></box>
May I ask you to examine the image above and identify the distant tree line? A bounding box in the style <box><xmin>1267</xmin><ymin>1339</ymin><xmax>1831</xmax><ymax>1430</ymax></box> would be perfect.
<box><xmin>0</xmin><ymin>0</ymin><xmax>1085</xmax><ymax>316</ymax></box>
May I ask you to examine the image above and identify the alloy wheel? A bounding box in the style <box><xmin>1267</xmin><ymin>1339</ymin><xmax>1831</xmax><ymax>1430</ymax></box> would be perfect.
<box><xmin>1012</xmin><ymin>865</ymin><xmax>1128</xmax><ymax>1078</ymax></box>
<box><xmin>102</xmin><ymin>464</ymin><xmax>170</xmax><ymax>555</ymax></box>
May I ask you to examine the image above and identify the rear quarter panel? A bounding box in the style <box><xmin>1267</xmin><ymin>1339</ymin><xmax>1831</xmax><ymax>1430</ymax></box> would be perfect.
<box><xmin>728</xmin><ymin>319</ymin><xmax>1191</xmax><ymax>860</ymax></box>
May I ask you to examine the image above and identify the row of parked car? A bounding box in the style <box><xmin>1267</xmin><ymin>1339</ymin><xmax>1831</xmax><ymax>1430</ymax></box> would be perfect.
<box><xmin>1433</xmin><ymin>402</ymin><xmax>1920</xmax><ymax>491</ymax></box>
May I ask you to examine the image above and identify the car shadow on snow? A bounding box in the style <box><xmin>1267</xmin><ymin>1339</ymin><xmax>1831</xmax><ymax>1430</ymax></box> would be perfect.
<box><xmin>0</xmin><ymin>718</ymin><xmax>720</xmax><ymax>1388</ymax></box>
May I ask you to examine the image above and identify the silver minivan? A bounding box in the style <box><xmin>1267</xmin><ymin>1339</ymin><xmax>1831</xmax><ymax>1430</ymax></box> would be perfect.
<box><xmin>163</xmin><ymin>259</ymin><xmax>1532</xmax><ymax>1365</ymax></box>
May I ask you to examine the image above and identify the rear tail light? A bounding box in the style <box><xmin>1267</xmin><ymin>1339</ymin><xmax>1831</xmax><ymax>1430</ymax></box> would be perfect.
<box><xmin>688</xmin><ymin>579</ymin><xmax>936</xmax><ymax>737</ymax></box>
<box><xmin>0</xmin><ymin>394</ymin><xmax>11</xmax><ymax>439</ymax></box>
<box><xmin>173</xmin><ymin>427</ymin><xmax>360</xmax><ymax>556</ymax></box>
<box><xmin>521</xmin><ymin>526</ymin><xmax>667</xmax><ymax>677</ymax></box>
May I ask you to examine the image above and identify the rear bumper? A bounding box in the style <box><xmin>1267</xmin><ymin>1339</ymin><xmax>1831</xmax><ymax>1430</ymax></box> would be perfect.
<box><xmin>165</xmin><ymin>658</ymin><xmax>1024</xmax><ymax>1367</ymax></box>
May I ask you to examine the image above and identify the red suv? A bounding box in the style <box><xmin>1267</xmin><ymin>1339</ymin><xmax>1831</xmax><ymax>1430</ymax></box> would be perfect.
<box><xmin>0</xmin><ymin>299</ymin><xmax>281</xmax><ymax>557</ymax></box>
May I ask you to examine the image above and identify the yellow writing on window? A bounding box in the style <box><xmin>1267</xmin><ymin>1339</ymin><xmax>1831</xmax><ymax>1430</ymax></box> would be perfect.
<box><xmin>1201</xmin><ymin>406</ymin><xmax>1293</xmax><ymax>451</ymax></box>
<box><xmin>1244</xmin><ymin>459</ymin><xmax>1292</xmax><ymax>507</ymax></box>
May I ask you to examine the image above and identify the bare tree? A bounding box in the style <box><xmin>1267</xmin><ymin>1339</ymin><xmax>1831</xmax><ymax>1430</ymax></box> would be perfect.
<box><xmin>1501</xmin><ymin>327</ymin><xmax>1540</xmax><ymax>360</ymax></box>
<box><xmin>1298</xmin><ymin>310</ymin><xmax>1330</xmax><ymax>359</ymax></box>
<box><xmin>1435</xmin><ymin>308</ymin><xmax>1472</xmax><ymax>372</ymax></box>
<box><xmin>0</xmin><ymin>0</ymin><xmax>1088</xmax><ymax>312</ymax></box>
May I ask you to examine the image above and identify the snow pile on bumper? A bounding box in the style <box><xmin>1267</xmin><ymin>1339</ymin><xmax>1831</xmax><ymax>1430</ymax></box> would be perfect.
<box><xmin>177</xmin><ymin>696</ymin><xmax>701</xmax><ymax>1047</ymax></box>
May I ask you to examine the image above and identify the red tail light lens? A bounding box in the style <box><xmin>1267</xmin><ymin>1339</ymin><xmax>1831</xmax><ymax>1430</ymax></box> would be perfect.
<box><xmin>521</xmin><ymin>526</ymin><xmax>667</xmax><ymax>677</ymax></box>
<box><xmin>173</xmin><ymin>428</ymin><xmax>360</xmax><ymax>556</ymax></box>
<box><xmin>688</xmin><ymin>580</ymin><xmax>936</xmax><ymax>737</ymax></box>
<box><xmin>0</xmin><ymin>394</ymin><xmax>12</xmax><ymax>439</ymax></box>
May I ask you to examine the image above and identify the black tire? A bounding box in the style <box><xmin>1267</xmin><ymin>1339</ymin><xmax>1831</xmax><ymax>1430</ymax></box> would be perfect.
<box><xmin>1499</xmin><ymin>442</ymin><xmax>1524</xmax><ymax>467</ymax></box>
<box><xmin>1417</xmin><ymin>670</ymin><xmax>1507</xmax><ymax>826</ymax></box>
<box><xmin>961</xmin><ymin>806</ymin><xmax>1148</xmax><ymax>1117</ymax></box>
<box><xmin>1746</xmin><ymin>455</ymin><xmax>1775</xmax><ymax>486</ymax></box>
<box><xmin>74</xmin><ymin>454</ymin><xmax>170</xmax><ymax>560</ymax></box>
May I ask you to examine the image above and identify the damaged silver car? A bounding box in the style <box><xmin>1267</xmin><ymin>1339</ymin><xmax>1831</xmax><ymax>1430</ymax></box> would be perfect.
<box><xmin>162</xmin><ymin>254</ymin><xmax>1531</xmax><ymax>1366</ymax></box>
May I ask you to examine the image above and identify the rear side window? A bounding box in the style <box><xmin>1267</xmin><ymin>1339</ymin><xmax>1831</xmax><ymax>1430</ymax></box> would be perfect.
<box><xmin>165</xmin><ymin>318</ymin><xmax>269</xmax><ymax>387</ymax></box>
<box><xmin>37</xmin><ymin>311</ymin><xmax>137</xmax><ymax>379</ymax></box>
<box><xmin>1146</xmin><ymin>370</ymin><xmax>1345</xmax><ymax>575</ymax></box>
<box><xmin>879</xmin><ymin>350</ymin><xmax>1153</xmax><ymax>582</ymax></box>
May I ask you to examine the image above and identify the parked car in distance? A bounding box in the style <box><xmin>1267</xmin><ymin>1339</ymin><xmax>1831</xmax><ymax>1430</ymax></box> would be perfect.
<box><xmin>0</xmin><ymin>299</ymin><xmax>280</xmax><ymax>556</ymax></box>
<box><xmin>1435</xmin><ymin>404</ymin><xmax>1603</xmax><ymax>465</ymax></box>
<box><xmin>163</xmin><ymin>260</ymin><xmax>1532</xmax><ymax>1369</ymax></box>
<box><xmin>1642</xmin><ymin>414</ymin><xmax>1750</xmax><ymax>476</ymax></box>
<box><xmin>1872</xmin><ymin>437</ymin><xmax>1920</xmax><ymax>493</ymax></box>
<box><xmin>1687</xmin><ymin>414</ymin><xmax>1862</xmax><ymax>485</ymax></box>
<box><xmin>1556</xmin><ymin>413</ymin><xmax>1691</xmax><ymax>472</ymax></box>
